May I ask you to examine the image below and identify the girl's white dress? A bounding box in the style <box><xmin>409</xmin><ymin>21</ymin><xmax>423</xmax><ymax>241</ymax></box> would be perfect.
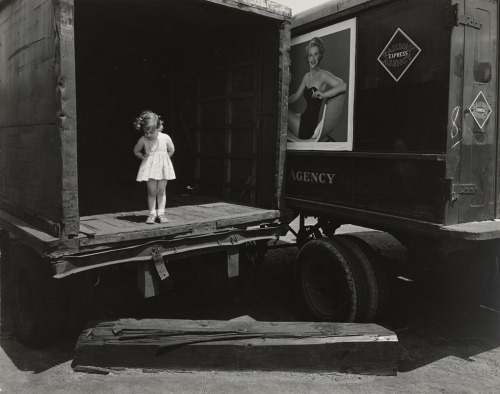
<box><xmin>136</xmin><ymin>132</ymin><xmax>176</xmax><ymax>181</ymax></box>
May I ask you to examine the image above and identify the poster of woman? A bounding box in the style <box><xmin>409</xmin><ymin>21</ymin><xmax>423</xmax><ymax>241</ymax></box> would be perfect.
<box><xmin>287</xmin><ymin>18</ymin><xmax>356</xmax><ymax>151</ymax></box>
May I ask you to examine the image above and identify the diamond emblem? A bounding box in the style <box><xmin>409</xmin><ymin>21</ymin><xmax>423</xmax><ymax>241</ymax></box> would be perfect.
<box><xmin>469</xmin><ymin>91</ymin><xmax>492</xmax><ymax>129</ymax></box>
<box><xmin>378</xmin><ymin>28</ymin><xmax>421</xmax><ymax>82</ymax></box>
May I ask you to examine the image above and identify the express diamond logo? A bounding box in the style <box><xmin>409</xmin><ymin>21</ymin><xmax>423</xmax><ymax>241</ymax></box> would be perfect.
<box><xmin>469</xmin><ymin>91</ymin><xmax>492</xmax><ymax>129</ymax></box>
<box><xmin>378</xmin><ymin>28</ymin><xmax>421</xmax><ymax>82</ymax></box>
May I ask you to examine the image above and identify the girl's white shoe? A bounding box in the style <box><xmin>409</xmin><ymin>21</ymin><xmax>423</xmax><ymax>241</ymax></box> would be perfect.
<box><xmin>158</xmin><ymin>214</ymin><xmax>169</xmax><ymax>224</ymax></box>
<box><xmin>145</xmin><ymin>214</ymin><xmax>157</xmax><ymax>224</ymax></box>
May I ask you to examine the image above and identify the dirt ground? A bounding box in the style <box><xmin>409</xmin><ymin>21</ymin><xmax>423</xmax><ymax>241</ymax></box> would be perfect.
<box><xmin>1</xmin><ymin>227</ymin><xmax>499</xmax><ymax>393</ymax></box>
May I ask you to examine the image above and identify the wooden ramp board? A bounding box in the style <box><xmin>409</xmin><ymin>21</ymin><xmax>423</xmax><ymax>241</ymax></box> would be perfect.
<box><xmin>72</xmin><ymin>319</ymin><xmax>399</xmax><ymax>375</ymax></box>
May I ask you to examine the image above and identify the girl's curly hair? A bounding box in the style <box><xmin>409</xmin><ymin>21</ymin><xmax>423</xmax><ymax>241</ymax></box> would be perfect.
<box><xmin>134</xmin><ymin>110</ymin><xmax>164</xmax><ymax>132</ymax></box>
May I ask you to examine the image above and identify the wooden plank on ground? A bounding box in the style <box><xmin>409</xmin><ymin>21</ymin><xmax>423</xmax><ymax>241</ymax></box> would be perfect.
<box><xmin>72</xmin><ymin>319</ymin><xmax>399</xmax><ymax>375</ymax></box>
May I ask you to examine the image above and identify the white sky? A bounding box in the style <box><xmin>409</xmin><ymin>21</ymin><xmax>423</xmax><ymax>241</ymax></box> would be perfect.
<box><xmin>275</xmin><ymin>0</ymin><xmax>332</xmax><ymax>15</ymax></box>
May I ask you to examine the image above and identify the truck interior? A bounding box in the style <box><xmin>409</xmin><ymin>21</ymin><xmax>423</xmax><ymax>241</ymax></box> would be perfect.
<box><xmin>74</xmin><ymin>0</ymin><xmax>282</xmax><ymax>218</ymax></box>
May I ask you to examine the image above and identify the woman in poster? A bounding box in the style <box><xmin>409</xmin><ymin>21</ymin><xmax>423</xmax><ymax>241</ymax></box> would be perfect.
<box><xmin>288</xmin><ymin>37</ymin><xmax>346</xmax><ymax>141</ymax></box>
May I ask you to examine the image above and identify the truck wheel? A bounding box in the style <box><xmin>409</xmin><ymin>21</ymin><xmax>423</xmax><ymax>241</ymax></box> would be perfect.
<box><xmin>485</xmin><ymin>244</ymin><xmax>500</xmax><ymax>308</ymax></box>
<box><xmin>1</xmin><ymin>231</ymin><xmax>15</xmax><ymax>336</ymax></box>
<box><xmin>337</xmin><ymin>235</ymin><xmax>390</xmax><ymax>322</ymax></box>
<box><xmin>296</xmin><ymin>225</ymin><xmax>322</xmax><ymax>249</ymax></box>
<box><xmin>10</xmin><ymin>245</ymin><xmax>66</xmax><ymax>348</ymax></box>
<box><xmin>240</xmin><ymin>241</ymin><xmax>267</xmax><ymax>267</ymax></box>
<box><xmin>61</xmin><ymin>272</ymin><xmax>96</xmax><ymax>337</ymax></box>
<box><xmin>295</xmin><ymin>238</ymin><xmax>361</xmax><ymax>322</ymax></box>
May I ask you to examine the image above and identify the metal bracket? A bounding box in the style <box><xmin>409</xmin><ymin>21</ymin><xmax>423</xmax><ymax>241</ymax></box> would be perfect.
<box><xmin>152</xmin><ymin>245</ymin><xmax>169</xmax><ymax>280</ymax></box>
<box><xmin>227</xmin><ymin>246</ymin><xmax>239</xmax><ymax>278</ymax></box>
<box><xmin>137</xmin><ymin>262</ymin><xmax>159</xmax><ymax>298</ymax></box>
<box><xmin>442</xmin><ymin>178</ymin><xmax>477</xmax><ymax>204</ymax></box>
<box><xmin>452</xmin><ymin>184</ymin><xmax>478</xmax><ymax>195</ymax></box>
<box><xmin>445</xmin><ymin>4</ymin><xmax>482</xmax><ymax>29</ymax></box>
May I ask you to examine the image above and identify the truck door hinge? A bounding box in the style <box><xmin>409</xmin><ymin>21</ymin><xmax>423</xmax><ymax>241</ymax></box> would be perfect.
<box><xmin>445</xmin><ymin>4</ymin><xmax>482</xmax><ymax>29</ymax></box>
<box><xmin>452</xmin><ymin>183</ymin><xmax>478</xmax><ymax>195</ymax></box>
<box><xmin>152</xmin><ymin>245</ymin><xmax>169</xmax><ymax>280</ymax></box>
<box><xmin>442</xmin><ymin>178</ymin><xmax>477</xmax><ymax>204</ymax></box>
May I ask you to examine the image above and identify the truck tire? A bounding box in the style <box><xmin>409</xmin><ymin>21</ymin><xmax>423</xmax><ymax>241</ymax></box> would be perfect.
<box><xmin>485</xmin><ymin>244</ymin><xmax>500</xmax><ymax>308</ymax></box>
<box><xmin>10</xmin><ymin>244</ymin><xmax>66</xmax><ymax>348</ymax></box>
<box><xmin>296</xmin><ymin>226</ymin><xmax>322</xmax><ymax>249</ymax></box>
<box><xmin>240</xmin><ymin>241</ymin><xmax>267</xmax><ymax>268</ymax></box>
<box><xmin>295</xmin><ymin>237</ymin><xmax>362</xmax><ymax>322</ymax></box>
<box><xmin>337</xmin><ymin>235</ymin><xmax>390</xmax><ymax>322</ymax></box>
<box><xmin>61</xmin><ymin>272</ymin><xmax>96</xmax><ymax>337</ymax></box>
<box><xmin>1</xmin><ymin>231</ymin><xmax>15</xmax><ymax>336</ymax></box>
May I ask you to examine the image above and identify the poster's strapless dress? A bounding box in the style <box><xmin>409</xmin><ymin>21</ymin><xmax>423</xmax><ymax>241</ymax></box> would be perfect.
<box><xmin>298</xmin><ymin>87</ymin><xmax>322</xmax><ymax>140</ymax></box>
<box><xmin>136</xmin><ymin>132</ymin><xmax>176</xmax><ymax>182</ymax></box>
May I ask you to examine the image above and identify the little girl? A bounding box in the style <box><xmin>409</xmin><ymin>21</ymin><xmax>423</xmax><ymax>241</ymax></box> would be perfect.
<box><xmin>133</xmin><ymin>110</ymin><xmax>176</xmax><ymax>224</ymax></box>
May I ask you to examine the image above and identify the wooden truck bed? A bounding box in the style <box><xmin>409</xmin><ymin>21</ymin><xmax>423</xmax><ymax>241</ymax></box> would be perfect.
<box><xmin>78</xmin><ymin>194</ymin><xmax>284</xmax><ymax>248</ymax></box>
<box><xmin>1</xmin><ymin>193</ymin><xmax>285</xmax><ymax>253</ymax></box>
<box><xmin>1</xmin><ymin>194</ymin><xmax>288</xmax><ymax>279</ymax></box>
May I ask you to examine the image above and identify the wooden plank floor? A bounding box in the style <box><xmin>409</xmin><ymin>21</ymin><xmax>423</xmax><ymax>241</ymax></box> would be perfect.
<box><xmin>78</xmin><ymin>194</ymin><xmax>282</xmax><ymax>246</ymax></box>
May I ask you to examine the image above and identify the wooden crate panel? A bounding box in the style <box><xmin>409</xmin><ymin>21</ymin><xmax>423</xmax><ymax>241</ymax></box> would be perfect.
<box><xmin>201</xmin><ymin>101</ymin><xmax>225</xmax><ymax>125</ymax></box>
<box><xmin>200</xmin><ymin>128</ymin><xmax>225</xmax><ymax>154</ymax></box>
<box><xmin>231</xmin><ymin>97</ymin><xmax>254</xmax><ymax>124</ymax></box>
<box><xmin>201</xmin><ymin>70</ymin><xmax>226</xmax><ymax>97</ymax></box>
<box><xmin>230</xmin><ymin>158</ymin><xmax>254</xmax><ymax>187</ymax></box>
<box><xmin>199</xmin><ymin>157</ymin><xmax>224</xmax><ymax>185</ymax></box>
<box><xmin>228</xmin><ymin>36</ymin><xmax>256</xmax><ymax>62</ymax></box>
<box><xmin>231</xmin><ymin>66</ymin><xmax>255</xmax><ymax>94</ymax></box>
<box><xmin>231</xmin><ymin>128</ymin><xmax>255</xmax><ymax>154</ymax></box>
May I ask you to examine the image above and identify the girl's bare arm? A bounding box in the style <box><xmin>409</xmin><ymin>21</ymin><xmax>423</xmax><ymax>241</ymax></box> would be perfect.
<box><xmin>134</xmin><ymin>137</ymin><xmax>147</xmax><ymax>160</ymax></box>
<box><xmin>166</xmin><ymin>135</ymin><xmax>175</xmax><ymax>157</ymax></box>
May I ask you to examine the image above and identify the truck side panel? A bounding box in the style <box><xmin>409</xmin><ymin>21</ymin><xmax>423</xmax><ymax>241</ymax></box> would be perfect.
<box><xmin>0</xmin><ymin>0</ymin><xmax>78</xmax><ymax>237</ymax></box>
<box><xmin>456</xmin><ymin>0</ymin><xmax>498</xmax><ymax>222</ymax></box>
<box><xmin>498</xmin><ymin>0</ymin><xmax>500</xmax><ymax>220</ymax></box>
<box><xmin>354</xmin><ymin>0</ymin><xmax>450</xmax><ymax>154</ymax></box>
<box><xmin>286</xmin><ymin>0</ymin><xmax>451</xmax><ymax>224</ymax></box>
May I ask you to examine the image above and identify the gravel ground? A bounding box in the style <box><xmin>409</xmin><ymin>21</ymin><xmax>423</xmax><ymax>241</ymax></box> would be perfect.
<box><xmin>1</xmin><ymin>226</ymin><xmax>499</xmax><ymax>393</ymax></box>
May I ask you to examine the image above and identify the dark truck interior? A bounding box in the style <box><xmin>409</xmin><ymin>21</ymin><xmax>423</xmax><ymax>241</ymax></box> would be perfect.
<box><xmin>74</xmin><ymin>0</ymin><xmax>282</xmax><ymax>216</ymax></box>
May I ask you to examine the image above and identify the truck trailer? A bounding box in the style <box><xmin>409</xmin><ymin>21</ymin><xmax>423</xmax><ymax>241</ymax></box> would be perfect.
<box><xmin>0</xmin><ymin>0</ymin><xmax>292</xmax><ymax>347</ymax></box>
<box><xmin>285</xmin><ymin>0</ymin><xmax>500</xmax><ymax>322</ymax></box>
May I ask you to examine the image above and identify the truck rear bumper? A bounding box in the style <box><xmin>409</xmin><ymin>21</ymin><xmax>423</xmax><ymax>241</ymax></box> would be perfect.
<box><xmin>439</xmin><ymin>220</ymin><xmax>500</xmax><ymax>241</ymax></box>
